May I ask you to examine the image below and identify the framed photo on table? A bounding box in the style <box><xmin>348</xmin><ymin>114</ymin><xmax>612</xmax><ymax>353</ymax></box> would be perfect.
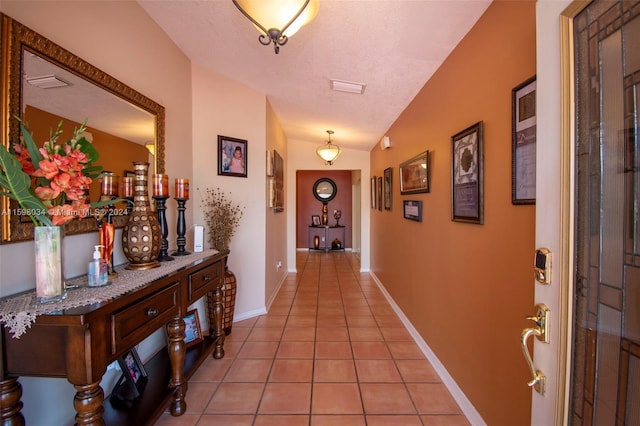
<box><xmin>183</xmin><ymin>309</ymin><xmax>203</xmax><ymax>348</ymax></box>
<box><xmin>311</xmin><ymin>215</ymin><xmax>321</xmax><ymax>226</ymax></box>
<box><xmin>451</xmin><ymin>121</ymin><xmax>483</xmax><ymax>224</ymax></box>
<box><xmin>512</xmin><ymin>76</ymin><xmax>536</xmax><ymax>205</ymax></box>
<box><xmin>218</xmin><ymin>135</ymin><xmax>247</xmax><ymax>177</ymax></box>
<box><xmin>113</xmin><ymin>347</ymin><xmax>148</xmax><ymax>400</ymax></box>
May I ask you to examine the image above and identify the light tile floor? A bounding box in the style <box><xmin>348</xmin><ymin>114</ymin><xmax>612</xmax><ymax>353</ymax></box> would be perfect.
<box><xmin>155</xmin><ymin>251</ymin><xmax>470</xmax><ymax>426</ymax></box>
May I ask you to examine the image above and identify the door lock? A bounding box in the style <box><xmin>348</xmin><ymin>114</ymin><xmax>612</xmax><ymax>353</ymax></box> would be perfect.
<box><xmin>520</xmin><ymin>303</ymin><xmax>550</xmax><ymax>395</ymax></box>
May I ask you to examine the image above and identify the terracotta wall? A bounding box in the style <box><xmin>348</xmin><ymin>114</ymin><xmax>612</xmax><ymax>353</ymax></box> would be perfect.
<box><xmin>370</xmin><ymin>2</ymin><xmax>536</xmax><ymax>425</ymax></box>
<box><xmin>24</xmin><ymin>105</ymin><xmax>150</xmax><ymax>202</ymax></box>
<box><xmin>296</xmin><ymin>170</ymin><xmax>352</xmax><ymax>249</ymax></box>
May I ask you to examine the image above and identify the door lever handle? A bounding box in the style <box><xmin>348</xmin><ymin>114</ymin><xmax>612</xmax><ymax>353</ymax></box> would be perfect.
<box><xmin>520</xmin><ymin>303</ymin><xmax>550</xmax><ymax>395</ymax></box>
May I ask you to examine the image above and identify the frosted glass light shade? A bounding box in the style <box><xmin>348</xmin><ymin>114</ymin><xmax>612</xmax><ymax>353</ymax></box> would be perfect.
<box><xmin>316</xmin><ymin>143</ymin><xmax>341</xmax><ymax>165</ymax></box>
<box><xmin>235</xmin><ymin>0</ymin><xmax>319</xmax><ymax>38</ymax></box>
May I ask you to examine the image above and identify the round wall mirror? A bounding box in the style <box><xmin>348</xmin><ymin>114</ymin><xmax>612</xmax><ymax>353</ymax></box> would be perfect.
<box><xmin>313</xmin><ymin>178</ymin><xmax>337</xmax><ymax>202</ymax></box>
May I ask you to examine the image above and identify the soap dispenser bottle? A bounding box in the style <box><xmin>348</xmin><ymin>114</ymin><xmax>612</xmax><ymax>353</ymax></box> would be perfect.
<box><xmin>88</xmin><ymin>245</ymin><xmax>109</xmax><ymax>287</ymax></box>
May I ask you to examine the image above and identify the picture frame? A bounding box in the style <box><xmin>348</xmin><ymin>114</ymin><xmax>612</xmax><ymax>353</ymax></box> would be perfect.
<box><xmin>266</xmin><ymin>149</ymin><xmax>274</xmax><ymax>177</ymax></box>
<box><xmin>400</xmin><ymin>151</ymin><xmax>430</xmax><ymax>195</ymax></box>
<box><xmin>115</xmin><ymin>347</ymin><xmax>147</xmax><ymax>399</ymax></box>
<box><xmin>451</xmin><ymin>121</ymin><xmax>484</xmax><ymax>224</ymax></box>
<box><xmin>377</xmin><ymin>176</ymin><xmax>383</xmax><ymax>211</ymax></box>
<box><xmin>512</xmin><ymin>76</ymin><xmax>536</xmax><ymax>205</ymax></box>
<box><xmin>383</xmin><ymin>167</ymin><xmax>392</xmax><ymax>210</ymax></box>
<box><xmin>311</xmin><ymin>215</ymin><xmax>321</xmax><ymax>226</ymax></box>
<box><xmin>218</xmin><ymin>135</ymin><xmax>247</xmax><ymax>178</ymax></box>
<box><xmin>403</xmin><ymin>200</ymin><xmax>422</xmax><ymax>222</ymax></box>
<box><xmin>371</xmin><ymin>176</ymin><xmax>377</xmax><ymax>209</ymax></box>
<box><xmin>273</xmin><ymin>150</ymin><xmax>284</xmax><ymax>212</ymax></box>
<box><xmin>183</xmin><ymin>309</ymin><xmax>203</xmax><ymax>348</ymax></box>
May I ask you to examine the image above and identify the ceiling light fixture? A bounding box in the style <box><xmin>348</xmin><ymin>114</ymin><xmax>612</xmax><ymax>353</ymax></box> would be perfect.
<box><xmin>232</xmin><ymin>0</ymin><xmax>319</xmax><ymax>54</ymax></box>
<box><xmin>316</xmin><ymin>130</ymin><xmax>341</xmax><ymax>165</ymax></box>
<box><xmin>330</xmin><ymin>79</ymin><xmax>366</xmax><ymax>94</ymax></box>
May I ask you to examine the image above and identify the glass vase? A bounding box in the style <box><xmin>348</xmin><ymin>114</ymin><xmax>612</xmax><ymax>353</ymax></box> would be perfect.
<box><xmin>34</xmin><ymin>226</ymin><xmax>66</xmax><ymax>303</ymax></box>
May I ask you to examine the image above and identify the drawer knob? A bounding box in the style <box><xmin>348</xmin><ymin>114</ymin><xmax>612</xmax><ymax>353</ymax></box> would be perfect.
<box><xmin>203</xmin><ymin>275</ymin><xmax>212</xmax><ymax>282</ymax></box>
<box><xmin>147</xmin><ymin>307</ymin><xmax>159</xmax><ymax>317</ymax></box>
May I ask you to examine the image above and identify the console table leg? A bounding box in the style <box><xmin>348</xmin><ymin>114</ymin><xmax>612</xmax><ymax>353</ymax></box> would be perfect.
<box><xmin>209</xmin><ymin>281</ymin><xmax>225</xmax><ymax>359</ymax></box>
<box><xmin>166</xmin><ymin>316</ymin><xmax>186</xmax><ymax>416</ymax></box>
<box><xmin>0</xmin><ymin>377</ymin><xmax>24</xmax><ymax>425</ymax></box>
<box><xmin>73</xmin><ymin>381</ymin><xmax>104</xmax><ymax>426</ymax></box>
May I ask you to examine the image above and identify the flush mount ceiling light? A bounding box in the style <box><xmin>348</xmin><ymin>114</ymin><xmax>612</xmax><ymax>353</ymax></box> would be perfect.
<box><xmin>316</xmin><ymin>130</ymin><xmax>341</xmax><ymax>165</ymax></box>
<box><xmin>232</xmin><ymin>0</ymin><xmax>319</xmax><ymax>54</ymax></box>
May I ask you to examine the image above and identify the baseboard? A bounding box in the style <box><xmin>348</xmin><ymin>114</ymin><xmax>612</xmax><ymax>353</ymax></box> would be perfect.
<box><xmin>369</xmin><ymin>271</ymin><xmax>487</xmax><ymax>426</ymax></box>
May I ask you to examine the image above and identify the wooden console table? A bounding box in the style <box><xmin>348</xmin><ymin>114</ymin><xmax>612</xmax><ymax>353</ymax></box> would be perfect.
<box><xmin>0</xmin><ymin>249</ymin><xmax>229</xmax><ymax>425</ymax></box>
<box><xmin>308</xmin><ymin>225</ymin><xmax>346</xmax><ymax>252</ymax></box>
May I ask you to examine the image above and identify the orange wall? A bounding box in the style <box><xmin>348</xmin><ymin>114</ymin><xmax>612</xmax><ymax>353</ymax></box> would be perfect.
<box><xmin>370</xmin><ymin>2</ymin><xmax>536</xmax><ymax>425</ymax></box>
<box><xmin>24</xmin><ymin>105</ymin><xmax>150</xmax><ymax>201</ymax></box>
<box><xmin>296</xmin><ymin>170</ymin><xmax>352</xmax><ymax>248</ymax></box>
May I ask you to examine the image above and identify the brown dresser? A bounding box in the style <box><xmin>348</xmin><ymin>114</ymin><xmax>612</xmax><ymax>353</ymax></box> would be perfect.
<box><xmin>0</xmin><ymin>250</ymin><xmax>228</xmax><ymax>425</ymax></box>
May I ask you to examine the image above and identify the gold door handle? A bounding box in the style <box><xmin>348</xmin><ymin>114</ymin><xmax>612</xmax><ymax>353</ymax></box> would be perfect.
<box><xmin>520</xmin><ymin>303</ymin><xmax>550</xmax><ymax>395</ymax></box>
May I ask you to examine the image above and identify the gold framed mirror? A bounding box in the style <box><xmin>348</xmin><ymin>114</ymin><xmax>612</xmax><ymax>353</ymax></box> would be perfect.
<box><xmin>0</xmin><ymin>13</ymin><xmax>165</xmax><ymax>243</ymax></box>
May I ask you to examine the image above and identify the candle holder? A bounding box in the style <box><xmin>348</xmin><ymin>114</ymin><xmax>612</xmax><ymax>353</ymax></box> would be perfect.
<box><xmin>153</xmin><ymin>195</ymin><xmax>174</xmax><ymax>262</ymax></box>
<box><xmin>172</xmin><ymin>198</ymin><xmax>191</xmax><ymax>256</ymax></box>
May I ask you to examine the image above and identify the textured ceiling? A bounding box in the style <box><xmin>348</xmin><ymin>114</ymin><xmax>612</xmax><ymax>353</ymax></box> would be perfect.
<box><xmin>138</xmin><ymin>0</ymin><xmax>492</xmax><ymax>152</ymax></box>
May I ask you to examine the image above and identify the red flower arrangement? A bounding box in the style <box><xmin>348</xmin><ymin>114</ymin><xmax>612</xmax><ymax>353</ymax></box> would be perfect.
<box><xmin>0</xmin><ymin>120</ymin><xmax>105</xmax><ymax>226</ymax></box>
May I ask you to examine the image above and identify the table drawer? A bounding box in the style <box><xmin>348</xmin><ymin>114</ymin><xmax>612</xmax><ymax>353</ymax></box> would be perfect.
<box><xmin>111</xmin><ymin>282</ymin><xmax>180</xmax><ymax>354</ymax></box>
<box><xmin>188</xmin><ymin>261</ymin><xmax>223</xmax><ymax>304</ymax></box>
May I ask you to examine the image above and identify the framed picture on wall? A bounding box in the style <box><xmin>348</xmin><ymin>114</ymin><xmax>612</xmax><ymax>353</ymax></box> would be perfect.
<box><xmin>377</xmin><ymin>176</ymin><xmax>382</xmax><ymax>211</ymax></box>
<box><xmin>218</xmin><ymin>135</ymin><xmax>247</xmax><ymax>177</ymax></box>
<box><xmin>384</xmin><ymin>167</ymin><xmax>392</xmax><ymax>210</ymax></box>
<box><xmin>403</xmin><ymin>200</ymin><xmax>422</xmax><ymax>222</ymax></box>
<box><xmin>371</xmin><ymin>176</ymin><xmax>377</xmax><ymax>209</ymax></box>
<box><xmin>273</xmin><ymin>150</ymin><xmax>284</xmax><ymax>212</ymax></box>
<box><xmin>400</xmin><ymin>151</ymin><xmax>430</xmax><ymax>195</ymax></box>
<box><xmin>451</xmin><ymin>121</ymin><xmax>483</xmax><ymax>224</ymax></box>
<box><xmin>512</xmin><ymin>76</ymin><xmax>536</xmax><ymax>205</ymax></box>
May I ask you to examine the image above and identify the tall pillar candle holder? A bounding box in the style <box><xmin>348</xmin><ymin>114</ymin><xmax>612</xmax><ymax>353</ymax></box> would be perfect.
<box><xmin>121</xmin><ymin>162</ymin><xmax>161</xmax><ymax>269</ymax></box>
<box><xmin>173</xmin><ymin>178</ymin><xmax>190</xmax><ymax>256</ymax></box>
<box><xmin>153</xmin><ymin>195</ymin><xmax>174</xmax><ymax>262</ymax></box>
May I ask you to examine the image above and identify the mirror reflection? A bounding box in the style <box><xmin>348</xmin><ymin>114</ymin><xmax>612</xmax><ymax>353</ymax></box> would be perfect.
<box><xmin>1</xmin><ymin>13</ymin><xmax>165</xmax><ymax>242</ymax></box>
<box><xmin>313</xmin><ymin>178</ymin><xmax>337</xmax><ymax>202</ymax></box>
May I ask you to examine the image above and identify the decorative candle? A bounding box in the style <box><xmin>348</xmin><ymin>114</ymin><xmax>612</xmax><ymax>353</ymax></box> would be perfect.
<box><xmin>175</xmin><ymin>178</ymin><xmax>189</xmax><ymax>199</ymax></box>
<box><xmin>153</xmin><ymin>174</ymin><xmax>169</xmax><ymax>197</ymax></box>
<box><xmin>121</xmin><ymin>176</ymin><xmax>134</xmax><ymax>198</ymax></box>
<box><xmin>101</xmin><ymin>172</ymin><xmax>118</xmax><ymax>196</ymax></box>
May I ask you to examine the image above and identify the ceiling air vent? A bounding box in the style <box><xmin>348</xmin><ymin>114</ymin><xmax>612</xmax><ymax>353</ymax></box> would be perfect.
<box><xmin>330</xmin><ymin>79</ymin><xmax>366</xmax><ymax>94</ymax></box>
<box><xmin>26</xmin><ymin>75</ymin><xmax>71</xmax><ymax>89</ymax></box>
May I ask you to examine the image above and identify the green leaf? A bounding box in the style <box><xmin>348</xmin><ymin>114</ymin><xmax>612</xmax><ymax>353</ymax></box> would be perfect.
<box><xmin>76</xmin><ymin>137</ymin><xmax>100</xmax><ymax>163</ymax></box>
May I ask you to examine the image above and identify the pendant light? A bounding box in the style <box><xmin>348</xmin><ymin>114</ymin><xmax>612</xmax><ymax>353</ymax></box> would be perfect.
<box><xmin>316</xmin><ymin>130</ymin><xmax>341</xmax><ymax>165</ymax></box>
<box><xmin>232</xmin><ymin>0</ymin><xmax>319</xmax><ymax>54</ymax></box>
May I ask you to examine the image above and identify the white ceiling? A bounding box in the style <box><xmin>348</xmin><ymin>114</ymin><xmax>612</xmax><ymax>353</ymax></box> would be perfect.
<box><xmin>138</xmin><ymin>0</ymin><xmax>492</xmax><ymax>152</ymax></box>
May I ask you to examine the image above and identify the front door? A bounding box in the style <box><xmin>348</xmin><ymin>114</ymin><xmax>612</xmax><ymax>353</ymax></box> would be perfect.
<box><xmin>530</xmin><ymin>1</ymin><xmax>640</xmax><ymax>424</ymax></box>
<box><xmin>569</xmin><ymin>1</ymin><xmax>640</xmax><ymax>424</ymax></box>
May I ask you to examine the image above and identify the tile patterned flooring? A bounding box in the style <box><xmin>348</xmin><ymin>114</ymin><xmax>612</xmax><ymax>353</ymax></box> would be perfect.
<box><xmin>155</xmin><ymin>251</ymin><xmax>470</xmax><ymax>426</ymax></box>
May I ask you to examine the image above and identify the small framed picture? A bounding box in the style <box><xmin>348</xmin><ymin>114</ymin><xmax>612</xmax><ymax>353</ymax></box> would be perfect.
<box><xmin>311</xmin><ymin>215</ymin><xmax>321</xmax><ymax>226</ymax></box>
<box><xmin>451</xmin><ymin>121</ymin><xmax>483</xmax><ymax>224</ymax></box>
<box><xmin>377</xmin><ymin>177</ymin><xmax>382</xmax><ymax>211</ymax></box>
<box><xmin>403</xmin><ymin>200</ymin><xmax>422</xmax><ymax>222</ymax></box>
<box><xmin>512</xmin><ymin>76</ymin><xmax>536</xmax><ymax>205</ymax></box>
<box><xmin>371</xmin><ymin>176</ymin><xmax>377</xmax><ymax>209</ymax></box>
<box><xmin>115</xmin><ymin>347</ymin><xmax>147</xmax><ymax>399</ymax></box>
<box><xmin>183</xmin><ymin>309</ymin><xmax>203</xmax><ymax>348</ymax></box>
<box><xmin>400</xmin><ymin>151</ymin><xmax>430</xmax><ymax>195</ymax></box>
<box><xmin>218</xmin><ymin>135</ymin><xmax>247</xmax><ymax>177</ymax></box>
<box><xmin>383</xmin><ymin>167</ymin><xmax>393</xmax><ymax>210</ymax></box>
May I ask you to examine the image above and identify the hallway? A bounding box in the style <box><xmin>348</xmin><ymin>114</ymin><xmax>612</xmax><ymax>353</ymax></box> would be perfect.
<box><xmin>156</xmin><ymin>251</ymin><xmax>470</xmax><ymax>425</ymax></box>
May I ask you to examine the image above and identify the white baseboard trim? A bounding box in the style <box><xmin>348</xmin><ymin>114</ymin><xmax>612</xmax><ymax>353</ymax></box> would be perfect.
<box><xmin>232</xmin><ymin>307</ymin><xmax>267</xmax><ymax>323</ymax></box>
<box><xmin>369</xmin><ymin>271</ymin><xmax>486</xmax><ymax>426</ymax></box>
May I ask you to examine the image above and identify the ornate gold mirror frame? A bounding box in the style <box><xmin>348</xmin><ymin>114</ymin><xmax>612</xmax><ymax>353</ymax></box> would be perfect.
<box><xmin>0</xmin><ymin>13</ymin><xmax>165</xmax><ymax>243</ymax></box>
